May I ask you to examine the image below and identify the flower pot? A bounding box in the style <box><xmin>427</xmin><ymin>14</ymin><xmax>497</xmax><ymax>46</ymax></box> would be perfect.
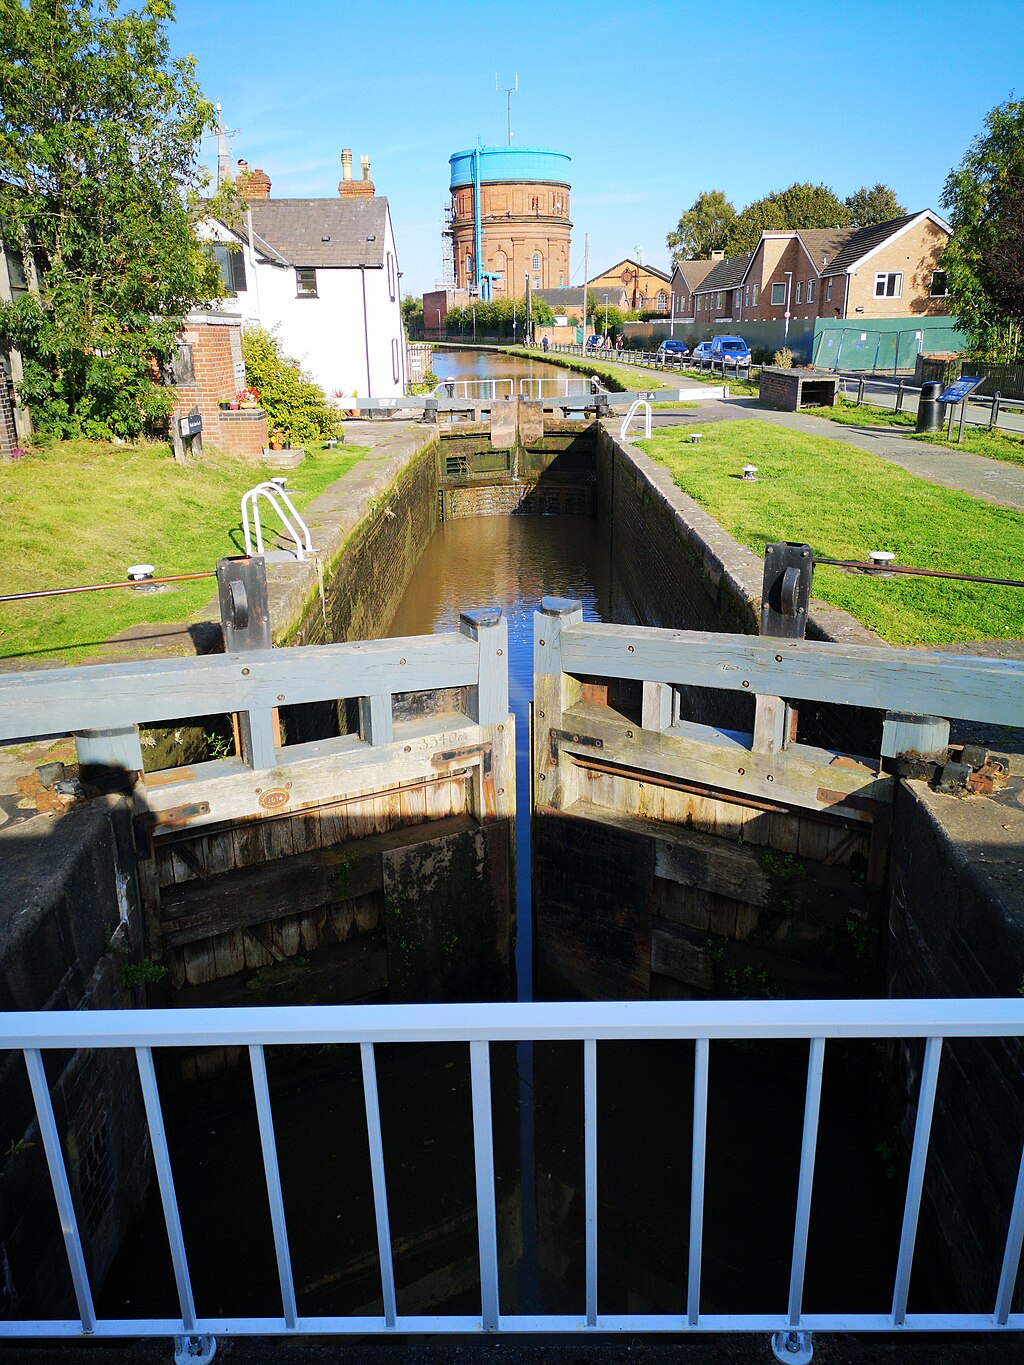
<box><xmin>239</xmin><ymin>401</ymin><xmax>257</xmax><ymax>410</ymax></box>
<box><xmin>228</xmin><ymin>401</ymin><xmax>239</xmax><ymax>411</ymax></box>
<box><xmin>218</xmin><ymin>401</ymin><xmax>231</xmax><ymax>410</ymax></box>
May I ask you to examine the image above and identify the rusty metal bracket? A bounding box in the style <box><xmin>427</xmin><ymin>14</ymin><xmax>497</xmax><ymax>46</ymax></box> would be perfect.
<box><xmin>549</xmin><ymin>729</ymin><xmax>604</xmax><ymax>763</ymax></box>
<box><xmin>142</xmin><ymin>801</ymin><xmax>211</xmax><ymax>830</ymax></box>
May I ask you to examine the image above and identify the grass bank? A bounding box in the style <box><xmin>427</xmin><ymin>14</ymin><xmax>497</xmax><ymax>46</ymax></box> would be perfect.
<box><xmin>0</xmin><ymin>439</ymin><xmax>367</xmax><ymax>663</ymax></box>
<box><xmin>803</xmin><ymin>397</ymin><xmax>1024</xmax><ymax>468</ymax></box>
<box><xmin>639</xmin><ymin>419</ymin><xmax>1024</xmax><ymax>646</ymax></box>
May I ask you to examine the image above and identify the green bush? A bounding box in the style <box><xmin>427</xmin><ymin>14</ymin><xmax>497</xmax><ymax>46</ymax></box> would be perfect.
<box><xmin>241</xmin><ymin>326</ymin><xmax>341</xmax><ymax>443</ymax></box>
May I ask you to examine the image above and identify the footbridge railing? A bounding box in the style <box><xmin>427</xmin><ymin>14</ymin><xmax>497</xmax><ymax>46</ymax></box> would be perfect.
<box><xmin>1</xmin><ymin>999</ymin><xmax>1022</xmax><ymax>1360</ymax></box>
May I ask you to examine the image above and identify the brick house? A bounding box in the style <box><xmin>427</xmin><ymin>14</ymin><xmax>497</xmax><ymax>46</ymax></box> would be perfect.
<box><xmin>691</xmin><ymin>252</ymin><xmax>755</xmax><ymax>324</ymax></box>
<box><xmin>670</xmin><ymin>257</ymin><xmax>717</xmax><ymax>321</ymax></box>
<box><xmin>589</xmin><ymin>258</ymin><xmax>673</xmax><ymax>313</ymax></box>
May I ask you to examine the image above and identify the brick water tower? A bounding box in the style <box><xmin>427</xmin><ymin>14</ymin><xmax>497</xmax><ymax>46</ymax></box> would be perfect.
<box><xmin>447</xmin><ymin>144</ymin><xmax>572</xmax><ymax>299</ymax></box>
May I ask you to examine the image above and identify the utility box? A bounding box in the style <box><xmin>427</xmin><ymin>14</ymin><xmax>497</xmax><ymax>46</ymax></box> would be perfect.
<box><xmin>759</xmin><ymin>367</ymin><xmax>841</xmax><ymax>411</ymax></box>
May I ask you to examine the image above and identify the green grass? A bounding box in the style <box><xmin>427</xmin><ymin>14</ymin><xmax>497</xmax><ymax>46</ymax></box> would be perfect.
<box><xmin>803</xmin><ymin>397</ymin><xmax>1024</xmax><ymax>467</ymax></box>
<box><xmin>513</xmin><ymin>346</ymin><xmax>674</xmax><ymax>391</ymax></box>
<box><xmin>639</xmin><ymin>419</ymin><xmax>1024</xmax><ymax>645</ymax></box>
<box><xmin>0</xmin><ymin>439</ymin><xmax>368</xmax><ymax>663</ymax></box>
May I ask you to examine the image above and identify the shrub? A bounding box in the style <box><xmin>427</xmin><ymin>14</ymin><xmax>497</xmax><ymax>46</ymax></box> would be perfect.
<box><xmin>772</xmin><ymin>347</ymin><xmax>794</xmax><ymax>368</ymax></box>
<box><xmin>241</xmin><ymin>326</ymin><xmax>341</xmax><ymax>443</ymax></box>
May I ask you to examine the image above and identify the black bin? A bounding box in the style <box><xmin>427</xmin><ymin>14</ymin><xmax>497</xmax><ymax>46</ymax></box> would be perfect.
<box><xmin>916</xmin><ymin>380</ymin><xmax>943</xmax><ymax>433</ymax></box>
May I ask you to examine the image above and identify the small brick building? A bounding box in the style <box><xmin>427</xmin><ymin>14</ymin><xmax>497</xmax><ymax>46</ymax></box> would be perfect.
<box><xmin>168</xmin><ymin>310</ymin><xmax>267</xmax><ymax>457</ymax></box>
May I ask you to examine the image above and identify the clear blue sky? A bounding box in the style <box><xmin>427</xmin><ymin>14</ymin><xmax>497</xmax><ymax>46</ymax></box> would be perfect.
<box><xmin>175</xmin><ymin>0</ymin><xmax>1023</xmax><ymax>296</ymax></box>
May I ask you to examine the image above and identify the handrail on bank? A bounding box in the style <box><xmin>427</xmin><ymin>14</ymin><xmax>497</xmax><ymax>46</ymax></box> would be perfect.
<box><xmin>2</xmin><ymin>998</ymin><xmax>1022</xmax><ymax>1357</ymax></box>
<box><xmin>620</xmin><ymin>397</ymin><xmax>652</xmax><ymax>441</ymax></box>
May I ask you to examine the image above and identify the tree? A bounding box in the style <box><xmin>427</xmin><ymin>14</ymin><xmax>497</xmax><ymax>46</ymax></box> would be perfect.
<box><xmin>941</xmin><ymin>97</ymin><xmax>1024</xmax><ymax>361</ymax></box>
<box><xmin>401</xmin><ymin>293</ymin><xmax>423</xmax><ymax>336</ymax></box>
<box><xmin>726</xmin><ymin>183</ymin><xmax>851</xmax><ymax>254</ymax></box>
<box><xmin>845</xmin><ymin>184</ymin><xmax>906</xmax><ymax>226</ymax></box>
<box><xmin>0</xmin><ymin>0</ymin><xmax>228</xmax><ymax>439</ymax></box>
<box><xmin>241</xmin><ymin>327</ymin><xmax>340</xmax><ymax>443</ymax></box>
<box><xmin>666</xmin><ymin>190</ymin><xmax>736</xmax><ymax>265</ymax></box>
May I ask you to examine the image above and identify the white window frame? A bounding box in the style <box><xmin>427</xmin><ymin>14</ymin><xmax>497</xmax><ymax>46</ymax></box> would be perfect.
<box><xmin>532</xmin><ymin>252</ymin><xmax>541</xmax><ymax>271</ymax></box>
<box><xmin>295</xmin><ymin>267</ymin><xmax>318</xmax><ymax>299</ymax></box>
<box><xmin>874</xmin><ymin>271</ymin><xmax>903</xmax><ymax>299</ymax></box>
<box><xmin>752</xmin><ymin>284</ymin><xmax>759</xmax><ymax>306</ymax></box>
<box><xmin>745</xmin><ymin>286</ymin><xmax>750</xmax><ymax>306</ymax></box>
<box><xmin>734</xmin><ymin>288</ymin><xmax>741</xmax><ymax>307</ymax></box>
<box><xmin>929</xmin><ymin>270</ymin><xmax>949</xmax><ymax>297</ymax></box>
<box><xmin>771</xmin><ymin>281</ymin><xmax>786</xmax><ymax>307</ymax></box>
<box><xmin>826</xmin><ymin>279</ymin><xmax>833</xmax><ymax>303</ymax></box>
<box><xmin>795</xmin><ymin>281</ymin><xmax>803</xmax><ymax>304</ymax></box>
<box><xmin>657</xmin><ymin>291</ymin><xmax>667</xmax><ymax>310</ymax></box>
<box><xmin>807</xmin><ymin>280</ymin><xmax>816</xmax><ymax>304</ymax></box>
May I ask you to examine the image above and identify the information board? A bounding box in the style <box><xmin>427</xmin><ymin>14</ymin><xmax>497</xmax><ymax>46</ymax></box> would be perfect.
<box><xmin>938</xmin><ymin>376</ymin><xmax>984</xmax><ymax>405</ymax></box>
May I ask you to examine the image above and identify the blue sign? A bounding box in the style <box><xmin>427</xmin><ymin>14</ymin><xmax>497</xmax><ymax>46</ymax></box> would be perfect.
<box><xmin>938</xmin><ymin>376</ymin><xmax>984</xmax><ymax>405</ymax></box>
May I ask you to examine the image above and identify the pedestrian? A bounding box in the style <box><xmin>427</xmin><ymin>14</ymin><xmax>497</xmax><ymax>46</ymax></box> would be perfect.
<box><xmin>542</xmin><ymin>335</ymin><xmax>549</xmax><ymax>352</ymax></box>
<box><xmin>616</xmin><ymin>333</ymin><xmax>624</xmax><ymax>351</ymax></box>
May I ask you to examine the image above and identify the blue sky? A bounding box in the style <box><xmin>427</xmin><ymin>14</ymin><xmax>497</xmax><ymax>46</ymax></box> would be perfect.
<box><xmin>175</xmin><ymin>0</ymin><xmax>1023</xmax><ymax>295</ymax></box>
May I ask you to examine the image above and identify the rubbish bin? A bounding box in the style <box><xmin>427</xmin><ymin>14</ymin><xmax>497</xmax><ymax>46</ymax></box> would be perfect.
<box><xmin>916</xmin><ymin>380</ymin><xmax>943</xmax><ymax>433</ymax></box>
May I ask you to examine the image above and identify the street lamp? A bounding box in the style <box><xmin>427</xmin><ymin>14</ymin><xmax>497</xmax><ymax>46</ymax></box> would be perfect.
<box><xmin>604</xmin><ymin>293</ymin><xmax>609</xmax><ymax>339</ymax></box>
<box><xmin>436</xmin><ymin>308</ymin><xmax>442</xmax><ymax>338</ymax></box>
<box><xmin>783</xmin><ymin>271</ymin><xmax>793</xmax><ymax>348</ymax></box>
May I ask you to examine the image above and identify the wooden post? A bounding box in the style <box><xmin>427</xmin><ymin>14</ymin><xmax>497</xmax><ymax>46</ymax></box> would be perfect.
<box><xmin>74</xmin><ymin>725</ymin><xmax>144</xmax><ymax>784</ymax></box>
<box><xmin>533</xmin><ymin>596</ymin><xmax>584</xmax><ymax>811</ymax></box>
<box><xmin>755</xmin><ymin>543</ymin><xmax>813</xmax><ymax>754</ymax></box>
<box><xmin>642</xmin><ymin>681</ymin><xmax>674</xmax><ymax>733</ymax></box>
<box><xmin>881</xmin><ymin>712</ymin><xmax>950</xmax><ymax>766</ymax></box>
<box><xmin>217</xmin><ymin>556</ymin><xmax>277</xmax><ymax>768</ymax></box>
<box><xmin>460</xmin><ymin>608</ymin><xmax>508</xmax><ymax>725</ymax></box>
<box><xmin>358</xmin><ymin>693</ymin><xmax>394</xmax><ymax>747</ymax></box>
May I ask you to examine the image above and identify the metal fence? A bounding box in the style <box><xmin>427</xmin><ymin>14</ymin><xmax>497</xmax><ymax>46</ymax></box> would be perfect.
<box><xmin>1</xmin><ymin>999</ymin><xmax>1022</xmax><ymax>1358</ymax></box>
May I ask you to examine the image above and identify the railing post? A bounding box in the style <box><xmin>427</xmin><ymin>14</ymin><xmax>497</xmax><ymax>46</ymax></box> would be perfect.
<box><xmin>217</xmin><ymin>555</ymin><xmax>278</xmax><ymax>769</ymax></box>
<box><xmin>534</xmin><ymin>596</ymin><xmax>583</xmax><ymax>811</ymax></box>
<box><xmin>460</xmin><ymin>608</ymin><xmax>508</xmax><ymax>726</ymax></box>
<box><xmin>755</xmin><ymin>543</ymin><xmax>813</xmax><ymax>753</ymax></box>
<box><xmin>74</xmin><ymin>725</ymin><xmax>144</xmax><ymax>786</ymax></box>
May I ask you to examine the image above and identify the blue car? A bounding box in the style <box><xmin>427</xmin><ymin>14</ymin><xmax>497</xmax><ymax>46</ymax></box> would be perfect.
<box><xmin>692</xmin><ymin>341</ymin><xmax>713</xmax><ymax>366</ymax></box>
<box><xmin>657</xmin><ymin>339</ymin><xmax>690</xmax><ymax>361</ymax></box>
<box><xmin>710</xmin><ymin>335</ymin><xmax>752</xmax><ymax>368</ymax></box>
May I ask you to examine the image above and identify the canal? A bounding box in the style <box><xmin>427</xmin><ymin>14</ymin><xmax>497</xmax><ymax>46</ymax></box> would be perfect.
<box><xmin>96</xmin><ymin>351</ymin><xmax>953</xmax><ymax>1329</ymax></box>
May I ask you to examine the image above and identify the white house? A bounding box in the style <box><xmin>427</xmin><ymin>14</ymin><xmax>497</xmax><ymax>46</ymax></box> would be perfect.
<box><xmin>199</xmin><ymin>161</ymin><xmax>407</xmax><ymax>400</ymax></box>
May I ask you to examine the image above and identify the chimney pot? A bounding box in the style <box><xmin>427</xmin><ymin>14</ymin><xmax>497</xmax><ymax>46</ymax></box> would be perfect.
<box><xmin>360</xmin><ymin>155</ymin><xmax>371</xmax><ymax>182</ymax></box>
<box><xmin>341</xmin><ymin>149</ymin><xmax>353</xmax><ymax>181</ymax></box>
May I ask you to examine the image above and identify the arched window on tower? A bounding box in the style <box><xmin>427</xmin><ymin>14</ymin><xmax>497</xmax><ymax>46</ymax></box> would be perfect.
<box><xmin>532</xmin><ymin>252</ymin><xmax>541</xmax><ymax>271</ymax></box>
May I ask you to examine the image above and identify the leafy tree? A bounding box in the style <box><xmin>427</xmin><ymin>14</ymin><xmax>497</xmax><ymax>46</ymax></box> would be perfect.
<box><xmin>726</xmin><ymin>183</ymin><xmax>851</xmax><ymax>254</ymax></box>
<box><xmin>241</xmin><ymin>327</ymin><xmax>340</xmax><ymax>443</ymax></box>
<box><xmin>941</xmin><ymin>96</ymin><xmax>1024</xmax><ymax>361</ymax></box>
<box><xmin>845</xmin><ymin>184</ymin><xmax>906</xmax><ymax>226</ymax></box>
<box><xmin>666</xmin><ymin>190</ymin><xmax>736</xmax><ymax>265</ymax></box>
<box><xmin>401</xmin><ymin>293</ymin><xmax>423</xmax><ymax>335</ymax></box>
<box><xmin>0</xmin><ymin>0</ymin><xmax>230</xmax><ymax>439</ymax></box>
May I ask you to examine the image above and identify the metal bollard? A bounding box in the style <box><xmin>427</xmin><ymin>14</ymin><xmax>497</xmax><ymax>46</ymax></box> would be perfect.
<box><xmin>856</xmin><ymin>377</ymin><xmax>865</xmax><ymax>405</ymax></box>
<box><xmin>895</xmin><ymin>379</ymin><xmax>905</xmax><ymax>413</ymax></box>
<box><xmin>990</xmin><ymin>391</ymin><xmax>1001</xmax><ymax>430</ymax></box>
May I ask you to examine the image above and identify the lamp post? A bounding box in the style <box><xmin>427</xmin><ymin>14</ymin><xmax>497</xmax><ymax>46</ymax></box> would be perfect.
<box><xmin>783</xmin><ymin>271</ymin><xmax>793</xmax><ymax>348</ymax></box>
<box><xmin>604</xmin><ymin>293</ymin><xmax>609</xmax><ymax>339</ymax></box>
<box><xmin>436</xmin><ymin>308</ymin><xmax>442</xmax><ymax>339</ymax></box>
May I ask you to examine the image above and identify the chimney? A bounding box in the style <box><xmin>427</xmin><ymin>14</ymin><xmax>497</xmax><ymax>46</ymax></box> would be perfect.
<box><xmin>710</xmin><ymin>249</ymin><xmax>725</xmax><ymax>261</ymax></box>
<box><xmin>237</xmin><ymin>160</ymin><xmax>271</xmax><ymax>201</ymax></box>
<box><xmin>338</xmin><ymin>149</ymin><xmax>375</xmax><ymax>198</ymax></box>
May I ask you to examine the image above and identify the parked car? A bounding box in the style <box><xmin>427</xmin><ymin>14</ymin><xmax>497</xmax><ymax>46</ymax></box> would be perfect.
<box><xmin>586</xmin><ymin>334</ymin><xmax>603</xmax><ymax>349</ymax></box>
<box><xmin>692</xmin><ymin>341</ymin><xmax>713</xmax><ymax>366</ymax></box>
<box><xmin>710</xmin><ymin>335</ymin><xmax>752</xmax><ymax>369</ymax></box>
<box><xmin>657</xmin><ymin>339</ymin><xmax>690</xmax><ymax>361</ymax></box>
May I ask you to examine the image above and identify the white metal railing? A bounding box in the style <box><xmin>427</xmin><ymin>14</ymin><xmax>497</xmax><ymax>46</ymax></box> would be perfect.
<box><xmin>241</xmin><ymin>480</ymin><xmax>313</xmax><ymax>562</ymax></box>
<box><xmin>620</xmin><ymin>397</ymin><xmax>652</xmax><ymax>441</ymax></box>
<box><xmin>430</xmin><ymin>378</ymin><xmax>515</xmax><ymax>400</ymax></box>
<box><xmin>2</xmin><ymin>999</ymin><xmax>1023</xmax><ymax>1359</ymax></box>
<box><xmin>518</xmin><ymin>376</ymin><xmax>594</xmax><ymax>398</ymax></box>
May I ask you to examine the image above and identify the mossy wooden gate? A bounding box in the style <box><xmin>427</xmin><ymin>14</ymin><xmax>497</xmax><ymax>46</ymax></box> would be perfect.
<box><xmin>530</xmin><ymin>598</ymin><xmax>1022</xmax><ymax>1002</ymax></box>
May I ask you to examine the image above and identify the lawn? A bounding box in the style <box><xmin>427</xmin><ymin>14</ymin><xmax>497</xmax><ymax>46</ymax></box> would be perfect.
<box><xmin>803</xmin><ymin>397</ymin><xmax>1024</xmax><ymax>468</ymax></box>
<box><xmin>0</xmin><ymin>439</ymin><xmax>367</xmax><ymax>663</ymax></box>
<box><xmin>639</xmin><ymin>419</ymin><xmax>1024</xmax><ymax>646</ymax></box>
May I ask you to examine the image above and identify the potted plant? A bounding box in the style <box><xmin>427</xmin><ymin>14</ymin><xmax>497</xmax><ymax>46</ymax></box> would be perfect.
<box><xmin>218</xmin><ymin>396</ymin><xmax>233</xmax><ymax>410</ymax></box>
<box><xmin>237</xmin><ymin>386</ymin><xmax>260</xmax><ymax>410</ymax></box>
<box><xmin>269</xmin><ymin>427</ymin><xmax>286</xmax><ymax>450</ymax></box>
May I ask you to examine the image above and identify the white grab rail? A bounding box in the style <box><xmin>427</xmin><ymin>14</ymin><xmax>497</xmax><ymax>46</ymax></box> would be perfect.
<box><xmin>241</xmin><ymin>480</ymin><xmax>313</xmax><ymax>561</ymax></box>
<box><xmin>620</xmin><ymin>397</ymin><xmax>652</xmax><ymax>441</ymax></box>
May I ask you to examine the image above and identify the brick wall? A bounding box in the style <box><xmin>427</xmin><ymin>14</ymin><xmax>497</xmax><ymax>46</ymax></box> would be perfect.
<box><xmin>443</xmin><ymin>481</ymin><xmax>592</xmax><ymax>518</ymax></box>
<box><xmin>0</xmin><ymin>374</ymin><xmax>19</xmax><ymax>459</ymax></box>
<box><xmin>170</xmin><ymin>315</ymin><xmax>267</xmax><ymax>457</ymax></box>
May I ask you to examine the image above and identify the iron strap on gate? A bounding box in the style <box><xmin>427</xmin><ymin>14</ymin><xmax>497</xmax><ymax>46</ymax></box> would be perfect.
<box><xmin>1</xmin><ymin>999</ymin><xmax>1023</xmax><ymax>1351</ymax></box>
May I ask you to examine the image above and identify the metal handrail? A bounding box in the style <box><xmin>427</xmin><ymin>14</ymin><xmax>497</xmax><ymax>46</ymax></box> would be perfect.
<box><xmin>241</xmin><ymin>481</ymin><xmax>313</xmax><ymax>561</ymax></box>
<box><xmin>2</xmin><ymin>997</ymin><xmax>1022</xmax><ymax>1356</ymax></box>
<box><xmin>620</xmin><ymin>397</ymin><xmax>652</xmax><ymax>441</ymax></box>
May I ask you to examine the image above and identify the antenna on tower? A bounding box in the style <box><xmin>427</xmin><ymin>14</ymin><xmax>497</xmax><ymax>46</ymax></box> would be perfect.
<box><xmin>495</xmin><ymin>72</ymin><xmax>518</xmax><ymax>146</ymax></box>
<box><xmin>211</xmin><ymin>102</ymin><xmax>241</xmax><ymax>190</ymax></box>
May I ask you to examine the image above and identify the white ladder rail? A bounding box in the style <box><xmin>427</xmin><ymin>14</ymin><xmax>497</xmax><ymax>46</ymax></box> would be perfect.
<box><xmin>620</xmin><ymin>397</ymin><xmax>652</xmax><ymax>441</ymax></box>
<box><xmin>241</xmin><ymin>481</ymin><xmax>313</xmax><ymax>562</ymax></box>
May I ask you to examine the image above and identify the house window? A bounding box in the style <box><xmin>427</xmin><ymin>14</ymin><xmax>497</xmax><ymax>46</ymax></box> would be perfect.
<box><xmin>208</xmin><ymin>242</ymin><xmax>246</xmax><ymax>296</ymax></box>
<box><xmin>752</xmin><ymin>284</ymin><xmax>759</xmax><ymax>306</ymax></box>
<box><xmin>391</xmin><ymin>337</ymin><xmax>401</xmax><ymax>384</ymax></box>
<box><xmin>734</xmin><ymin>289</ymin><xmax>741</xmax><ymax>307</ymax></box>
<box><xmin>807</xmin><ymin>280</ymin><xmax>816</xmax><ymax>303</ymax></box>
<box><xmin>874</xmin><ymin>271</ymin><xmax>903</xmax><ymax>298</ymax></box>
<box><xmin>745</xmin><ymin>286</ymin><xmax>750</xmax><ymax>306</ymax></box>
<box><xmin>386</xmin><ymin>251</ymin><xmax>396</xmax><ymax>301</ymax></box>
<box><xmin>532</xmin><ymin>252</ymin><xmax>541</xmax><ymax>271</ymax></box>
<box><xmin>930</xmin><ymin>270</ymin><xmax>948</xmax><ymax>297</ymax></box>
<box><xmin>826</xmin><ymin>279</ymin><xmax>833</xmax><ymax>302</ymax></box>
<box><xmin>771</xmin><ymin>282</ymin><xmax>787</xmax><ymax>306</ymax></box>
<box><xmin>795</xmin><ymin>281</ymin><xmax>803</xmax><ymax>304</ymax></box>
<box><xmin>657</xmin><ymin>291</ymin><xmax>667</xmax><ymax>310</ymax></box>
<box><xmin>716</xmin><ymin>291</ymin><xmax>723</xmax><ymax>309</ymax></box>
<box><xmin>295</xmin><ymin>267</ymin><xmax>318</xmax><ymax>298</ymax></box>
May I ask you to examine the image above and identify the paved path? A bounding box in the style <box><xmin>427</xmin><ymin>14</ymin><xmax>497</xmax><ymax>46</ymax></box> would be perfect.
<box><xmin>647</xmin><ymin>397</ymin><xmax>1024</xmax><ymax>511</ymax></box>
